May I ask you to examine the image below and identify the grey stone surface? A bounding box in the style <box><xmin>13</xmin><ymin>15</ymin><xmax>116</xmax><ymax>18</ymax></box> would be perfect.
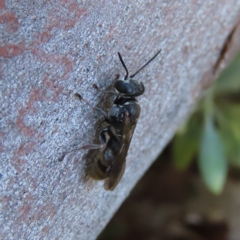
<box><xmin>1</xmin><ymin>0</ymin><xmax>240</xmax><ymax>239</ymax></box>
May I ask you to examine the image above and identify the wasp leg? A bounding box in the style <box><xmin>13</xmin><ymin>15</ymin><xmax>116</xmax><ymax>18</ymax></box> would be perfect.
<box><xmin>92</xmin><ymin>74</ymin><xmax>120</xmax><ymax>95</ymax></box>
<box><xmin>58</xmin><ymin>143</ymin><xmax>106</xmax><ymax>162</ymax></box>
<box><xmin>74</xmin><ymin>93</ymin><xmax>107</xmax><ymax>118</ymax></box>
<box><xmin>86</xmin><ymin>127</ymin><xmax>114</xmax><ymax>180</ymax></box>
<box><xmin>81</xmin><ymin>144</ymin><xmax>106</xmax><ymax>150</ymax></box>
<box><xmin>80</xmin><ymin>127</ymin><xmax>109</xmax><ymax>153</ymax></box>
<box><xmin>92</xmin><ymin>84</ymin><xmax>116</xmax><ymax>96</ymax></box>
<box><xmin>59</xmin><ymin>127</ymin><xmax>110</xmax><ymax>163</ymax></box>
<box><xmin>98</xmin><ymin>126</ymin><xmax>110</xmax><ymax>143</ymax></box>
<box><xmin>99</xmin><ymin>126</ymin><xmax>121</xmax><ymax>166</ymax></box>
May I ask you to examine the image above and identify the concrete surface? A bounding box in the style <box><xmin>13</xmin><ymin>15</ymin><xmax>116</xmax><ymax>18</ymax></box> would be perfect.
<box><xmin>1</xmin><ymin>0</ymin><xmax>240</xmax><ymax>239</ymax></box>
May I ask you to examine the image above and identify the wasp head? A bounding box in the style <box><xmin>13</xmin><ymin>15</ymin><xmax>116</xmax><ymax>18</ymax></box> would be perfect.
<box><xmin>114</xmin><ymin>79</ymin><xmax>145</xmax><ymax>97</ymax></box>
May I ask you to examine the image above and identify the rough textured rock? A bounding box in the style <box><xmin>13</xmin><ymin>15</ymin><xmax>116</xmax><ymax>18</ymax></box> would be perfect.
<box><xmin>1</xmin><ymin>1</ymin><xmax>240</xmax><ymax>239</ymax></box>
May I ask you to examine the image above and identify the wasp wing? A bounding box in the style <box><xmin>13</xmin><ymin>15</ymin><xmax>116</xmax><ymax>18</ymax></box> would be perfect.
<box><xmin>104</xmin><ymin>113</ymin><xmax>136</xmax><ymax>191</ymax></box>
<box><xmin>104</xmin><ymin>158</ymin><xmax>126</xmax><ymax>191</ymax></box>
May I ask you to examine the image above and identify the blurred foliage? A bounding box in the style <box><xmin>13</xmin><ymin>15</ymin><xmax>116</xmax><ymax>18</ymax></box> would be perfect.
<box><xmin>172</xmin><ymin>53</ymin><xmax>240</xmax><ymax>194</ymax></box>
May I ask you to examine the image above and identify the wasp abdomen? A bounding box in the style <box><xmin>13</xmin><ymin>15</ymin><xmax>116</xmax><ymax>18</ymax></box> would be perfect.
<box><xmin>87</xmin><ymin>159</ymin><xmax>107</xmax><ymax>180</ymax></box>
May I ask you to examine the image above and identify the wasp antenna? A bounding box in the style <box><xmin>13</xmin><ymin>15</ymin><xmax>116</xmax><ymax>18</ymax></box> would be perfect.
<box><xmin>130</xmin><ymin>49</ymin><xmax>161</xmax><ymax>78</ymax></box>
<box><xmin>118</xmin><ymin>52</ymin><xmax>129</xmax><ymax>80</ymax></box>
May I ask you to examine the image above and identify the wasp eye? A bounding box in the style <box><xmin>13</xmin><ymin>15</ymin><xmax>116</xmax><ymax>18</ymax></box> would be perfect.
<box><xmin>115</xmin><ymin>81</ymin><xmax>133</xmax><ymax>94</ymax></box>
<box><xmin>140</xmin><ymin>82</ymin><xmax>145</xmax><ymax>93</ymax></box>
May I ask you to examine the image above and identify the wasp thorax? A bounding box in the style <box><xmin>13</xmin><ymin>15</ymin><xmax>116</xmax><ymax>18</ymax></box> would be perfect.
<box><xmin>115</xmin><ymin>79</ymin><xmax>145</xmax><ymax>97</ymax></box>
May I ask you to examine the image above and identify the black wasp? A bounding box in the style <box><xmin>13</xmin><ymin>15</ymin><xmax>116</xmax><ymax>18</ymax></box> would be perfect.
<box><xmin>59</xmin><ymin>50</ymin><xmax>161</xmax><ymax>191</ymax></box>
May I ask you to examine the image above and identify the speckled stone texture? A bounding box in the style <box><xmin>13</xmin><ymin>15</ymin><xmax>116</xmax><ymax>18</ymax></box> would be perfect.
<box><xmin>1</xmin><ymin>1</ymin><xmax>240</xmax><ymax>239</ymax></box>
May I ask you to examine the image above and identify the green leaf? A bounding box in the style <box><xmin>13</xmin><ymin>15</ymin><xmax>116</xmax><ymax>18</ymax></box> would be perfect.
<box><xmin>215</xmin><ymin>53</ymin><xmax>240</xmax><ymax>94</ymax></box>
<box><xmin>173</xmin><ymin>117</ymin><xmax>202</xmax><ymax>170</ymax></box>
<box><xmin>216</xmin><ymin>103</ymin><xmax>240</xmax><ymax>166</ymax></box>
<box><xmin>199</xmin><ymin>115</ymin><xmax>228</xmax><ymax>194</ymax></box>
<box><xmin>219</xmin><ymin>124</ymin><xmax>240</xmax><ymax>167</ymax></box>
